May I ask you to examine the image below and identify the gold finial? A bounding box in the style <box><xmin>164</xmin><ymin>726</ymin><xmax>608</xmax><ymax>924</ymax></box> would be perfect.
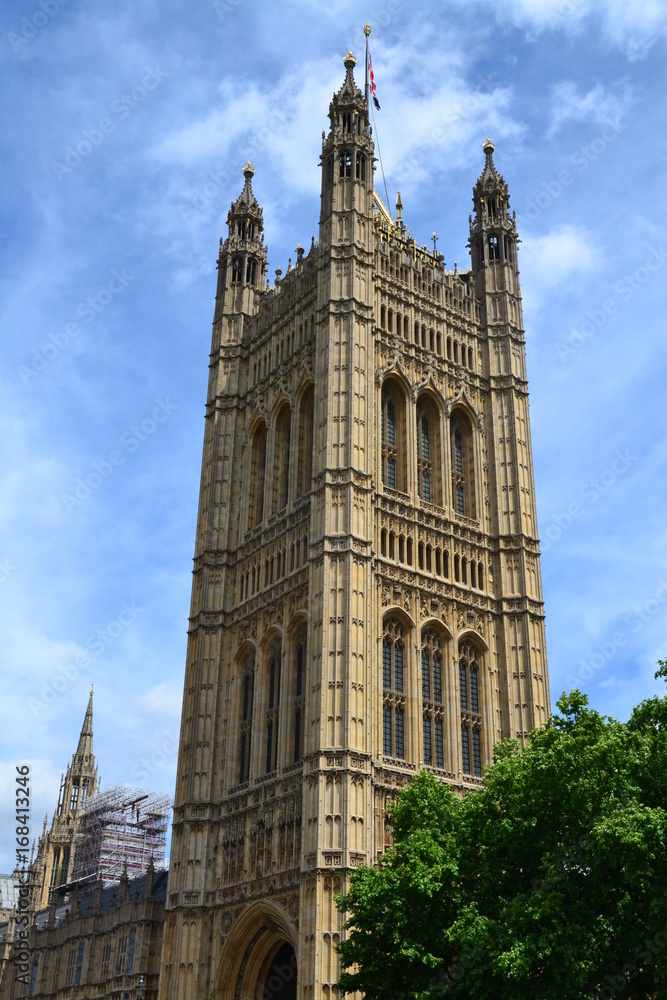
<box><xmin>364</xmin><ymin>24</ymin><xmax>371</xmax><ymax>36</ymax></box>
<box><xmin>483</xmin><ymin>137</ymin><xmax>495</xmax><ymax>154</ymax></box>
<box><xmin>243</xmin><ymin>160</ymin><xmax>255</xmax><ymax>180</ymax></box>
<box><xmin>343</xmin><ymin>49</ymin><xmax>357</xmax><ymax>69</ymax></box>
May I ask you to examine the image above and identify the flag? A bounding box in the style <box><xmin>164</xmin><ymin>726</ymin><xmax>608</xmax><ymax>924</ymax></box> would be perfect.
<box><xmin>368</xmin><ymin>49</ymin><xmax>380</xmax><ymax>110</ymax></box>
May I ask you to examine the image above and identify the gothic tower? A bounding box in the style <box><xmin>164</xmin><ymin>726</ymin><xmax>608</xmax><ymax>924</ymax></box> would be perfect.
<box><xmin>30</xmin><ymin>688</ymin><xmax>99</xmax><ymax>910</ymax></box>
<box><xmin>159</xmin><ymin>51</ymin><xmax>549</xmax><ymax>1000</ymax></box>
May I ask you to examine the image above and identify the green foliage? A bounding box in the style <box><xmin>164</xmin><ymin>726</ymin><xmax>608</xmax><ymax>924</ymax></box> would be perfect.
<box><xmin>337</xmin><ymin>681</ymin><xmax>667</xmax><ymax>1000</ymax></box>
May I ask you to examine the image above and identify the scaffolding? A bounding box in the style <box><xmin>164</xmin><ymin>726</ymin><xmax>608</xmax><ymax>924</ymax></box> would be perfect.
<box><xmin>70</xmin><ymin>785</ymin><xmax>171</xmax><ymax>887</ymax></box>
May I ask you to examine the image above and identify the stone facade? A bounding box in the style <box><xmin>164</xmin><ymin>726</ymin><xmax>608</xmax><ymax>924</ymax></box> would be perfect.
<box><xmin>159</xmin><ymin>49</ymin><xmax>549</xmax><ymax>1000</ymax></box>
<box><xmin>0</xmin><ymin>867</ymin><xmax>167</xmax><ymax>1000</ymax></box>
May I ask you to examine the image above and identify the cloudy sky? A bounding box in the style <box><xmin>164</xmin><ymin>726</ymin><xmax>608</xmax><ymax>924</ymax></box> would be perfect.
<box><xmin>1</xmin><ymin>0</ymin><xmax>666</xmax><ymax>872</ymax></box>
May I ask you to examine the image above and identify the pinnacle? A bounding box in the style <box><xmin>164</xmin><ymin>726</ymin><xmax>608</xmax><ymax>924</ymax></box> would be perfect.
<box><xmin>76</xmin><ymin>686</ymin><xmax>94</xmax><ymax>758</ymax></box>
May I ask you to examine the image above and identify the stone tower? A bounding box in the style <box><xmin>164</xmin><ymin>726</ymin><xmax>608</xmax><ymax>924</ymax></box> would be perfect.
<box><xmin>159</xmin><ymin>51</ymin><xmax>549</xmax><ymax>1000</ymax></box>
<box><xmin>30</xmin><ymin>687</ymin><xmax>99</xmax><ymax>910</ymax></box>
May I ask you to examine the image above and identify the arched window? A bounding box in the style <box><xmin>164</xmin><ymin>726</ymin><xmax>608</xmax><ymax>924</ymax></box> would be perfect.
<box><xmin>292</xmin><ymin>625</ymin><xmax>306</xmax><ymax>763</ymax></box>
<box><xmin>296</xmin><ymin>385</ymin><xmax>314</xmax><ymax>497</ymax></box>
<box><xmin>273</xmin><ymin>404</ymin><xmax>291</xmax><ymax>512</ymax></box>
<box><xmin>417</xmin><ymin>410</ymin><xmax>431</xmax><ymax>501</ymax></box>
<box><xmin>421</xmin><ymin>630</ymin><xmax>445</xmax><ymax>768</ymax></box>
<box><xmin>459</xmin><ymin>641</ymin><xmax>482</xmax><ymax>777</ymax></box>
<box><xmin>382</xmin><ymin>619</ymin><xmax>406</xmax><ymax>760</ymax></box>
<box><xmin>450</xmin><ymin>411</ymin><xmax>476</xmax><ymax>518</ymax></box>
<box><xmin>381</xmin><ymin>385</ymin><xmax>403</xmax><ymax>490</ymax></box>
<box><xmin>265</xmin><ymin>641</ymin><xmax>281</xmax><ymax>773</ymax></box>
<box><xmin>339</xmin><ymin>150</ymin><xmax>352</xmax><ymax>178</ymax></box>
<box><xmin>248</xmin><ymin>421</ymin><xmax>267</xmax><ymax>528</ymax></box>
<box><xmin>231</xmin><ymin>257</ymin><xmax>242</xmax><ymax>283</ymax></box>
<box><xmin>239</xmin><ymin>652</ymin><xmax>254</xmax><ymax>783</ymax></box>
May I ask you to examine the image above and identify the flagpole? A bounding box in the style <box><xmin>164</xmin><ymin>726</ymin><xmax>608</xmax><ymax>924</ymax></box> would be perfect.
<box><xmin>364</xmin><ymin>24</ymin><xmax>371</xmax><ymax>108</ymax></box>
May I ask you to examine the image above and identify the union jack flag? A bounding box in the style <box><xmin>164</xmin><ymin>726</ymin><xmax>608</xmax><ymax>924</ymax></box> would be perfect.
<box><xmin>368</xmin><ymin>49</ymin><xmax>380</xmax><ymax>110</ymax></box>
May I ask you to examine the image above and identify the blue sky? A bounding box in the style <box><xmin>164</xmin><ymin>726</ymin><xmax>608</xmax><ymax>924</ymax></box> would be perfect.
<box><xmin>1</xmin><ymin>0</ymin><xmax>666</xmax><ymax>872</ymax></box>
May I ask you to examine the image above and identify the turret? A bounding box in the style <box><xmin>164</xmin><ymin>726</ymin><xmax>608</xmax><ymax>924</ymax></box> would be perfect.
<box><xmin>212</xmin><ymin>162</ymin><xmax>267</xmax><ymax>339</ymax></box>
<box><xmin>319</xmin><ymin>50</ymin><xmax>374</xmax><ymax>245</ymax></box>
<box><xmin>469</xmin><ymin>138</ymin><xmax>521</xmax><ymax>305</ymax></box>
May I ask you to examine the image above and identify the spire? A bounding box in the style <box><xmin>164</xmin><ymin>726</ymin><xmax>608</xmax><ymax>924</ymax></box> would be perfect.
<box><xmin>76</xmin><ymin>685</ymin><xmax>94</xmax><ymax>758</ymax></box>
<box><xmin>479</xmin><ymin>137</ymin><xmax>501</xmax><ymax>187</ymax></box>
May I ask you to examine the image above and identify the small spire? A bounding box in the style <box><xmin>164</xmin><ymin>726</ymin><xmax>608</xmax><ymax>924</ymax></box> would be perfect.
<box><xmin>76</xmin><ymin>687</ymin><xmax>94</xmax><ymax>758</ymax></box>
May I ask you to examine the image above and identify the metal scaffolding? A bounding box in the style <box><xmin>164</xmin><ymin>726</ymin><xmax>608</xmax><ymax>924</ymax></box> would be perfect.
<box><xmin>70</xmin><ymin>785</ymin><xmax>171</xmax><ymax>887</ymax></box>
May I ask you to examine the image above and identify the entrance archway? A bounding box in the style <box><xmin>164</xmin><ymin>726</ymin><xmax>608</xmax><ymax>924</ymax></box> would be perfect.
<box><xmin>258</xmin><ymin>941</ymin><xmax>297</xmax><ymax>1000</ymax></box>
<box><xmin>216</xmin><ymin>900</ymin><xmax>298</xmax><ymax>1000</ymax></box>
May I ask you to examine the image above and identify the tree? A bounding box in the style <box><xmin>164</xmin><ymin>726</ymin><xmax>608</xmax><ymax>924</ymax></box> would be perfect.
<box><xmin>337</xmin><ymin>680</ymin><xmax>667</xmax><ymax>1000</ymax></box>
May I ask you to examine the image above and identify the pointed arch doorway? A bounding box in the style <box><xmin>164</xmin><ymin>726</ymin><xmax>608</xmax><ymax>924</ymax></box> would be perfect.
<box><xmin>258</xmin><ymin>941</ymin><xmax>297</xmax><ymax>1000</ymax></box>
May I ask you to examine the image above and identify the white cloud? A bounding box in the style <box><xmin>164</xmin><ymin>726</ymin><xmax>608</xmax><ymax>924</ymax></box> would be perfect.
<box><xmin>454</xmin><ymin>0</ymin><xmax>667</xmax><ymax>59</ymax></box>
<box><xmin>547</xmin><ymin>81</ymin><xmax>633</xmax><ymax>138</ymax></box>
<box><xmin>519</xmin><ymin>223</ymin><xmax>599</xmax><ymax>315</ymax></box>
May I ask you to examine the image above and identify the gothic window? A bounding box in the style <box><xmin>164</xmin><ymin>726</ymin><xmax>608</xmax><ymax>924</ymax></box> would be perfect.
<box><xmin>381</xmin><ymin>392</ymin><xmax>396</xmax><ymax>489</ymax></box>
<box><xmin>382</xmin><ymin>618</ymin><xmax>407</xmax><ymax>760</ymax></box>
<box><xmin>489</xmin><ymin>235</ymin><xmax>500</xmax><ymax>260</ymax></box>
<box><xmin>29</xmin><ymin>957</ymin><xmax>39</xmax><ymax>997</ymax></box>
<box><xmin>52</xmin><ymin>956</ymin><xmax>61</xmax><ymax>992</ymax></box>
<box><xmin>265</xmin><ymin>641</ymin><xmax>282</xmax><ymax>773</ymax></box>
<box><xmin>416</xmin><ymin>393</ymin><xmax>442</xmax><ymax>504</ymax></box>
<box><xmin>273</xmin><ymin>403</ymin><xmax>292</xmax><ymax>512</ymax></box>
<box><xmin>232</xmin><ymin>257</ymin><xmax>242</xmax><ymax>283</ymax></box>
<box><xmin>70</xmin><ymin>782</ymin><xmax>79</xmax><ymax>810</ymax></box>
<box><xmin>248</xmin><ymin>421</ymin><xmax>267</xmax><ymax>528</ymax></box>
<box><xmin>451</xmin><ymin>411</ymin><xmax>476</xmax><ymax>518</ymax></box>
<box><xmin>100</xmin><ymin>944</ymin><xmax>111</xmax><ymax>982</ymax></box>
<box><xmin>470</xmin><ymin>561</ymin><xmax>477</xmax><ymax>588</ymax></box>
<box><xmin>74</xmin><ymin>944</ymin><xmax>86</xmax><ymax>986</ymax></box>
<box><xmin>65</xmin><ymin>946</ymin><xmax>77</xmax><ymax>987</ymax></box>
<box><xmin>246</xmin><ymin>258</ymin><xmax>257</xmax><ymax>285</ymax></box>
<box><xmin>293</xmin><ymin>625</ymin><xmax>306</xmax><ymax>763</ymax></box>
<box><xmin>296</xmin><ymin>385</ymin><xmax>314</xmax><ymax>498</ymax></box>
<box><xmin>59</xmin><ymin>847</ymin><xmax>70</xmax><ymax>886</ymax></box>
<box><xmin>81</xmin><ymin>778</ymin><xmax>88</xmax><ymax>804</ymax></box>
<box><xmin>421</xmin><ymin>630</ymin><xmax>445</xmax><ymax>768</ymax></box>
<box><xmin>459</xmin><ymin>641</ymin><xmax>482</xmax><ymax>777</ymax></box>
<box><xmin>339</xmin><ymin>150</ymin><xmax>352</xmax><ymax>178</ymax></box>
<box><xmin>381</xmin><ymin>305</ymin><xmax>386</xmax><ymax>329</ymax></box>
<box><xmin>50</xmin><ymin>848</ymin><xmax>60</xmax><ymax>889</ymax></box>
<box><xmin>388</xmin><ymin>308</ymin><xmax>393</xmax><ymax>333</ymax></box>
<box><xmin>446</xmin><ymin>337</ymin><xmax>452</xmax><ymax>359</ymax></box>
<box><xmin>125</xmin><ymin>931</ymin><xmax>135</xmax><ymax>974</ymax></box>
<box><xmin>468</xmin><ymin>346</ymin><xmax>474</xmax><ymax>370</ymax></box>
<box><xmin>239</xmin><ymin>653</ymin><xmax>254</xmax><ymax>783</ymax></box>
<box><xmin>114</xmin><ymin>936</ymin><xmax>127</xmax><ymax>977</ymax></box>
<box><xmin>478</xmin><ymin>562</ymin><xmax>484</xmax><ymax>590</ymax></box>
<box><xmin>380</xmin><ymin>529</ymin><xmax>387</xmax><ymax>556</ymax></box>
<box><xmin>356</xmin><ymin>153</ymin><xmax>366</xmax><ymax>180</ymax></box>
